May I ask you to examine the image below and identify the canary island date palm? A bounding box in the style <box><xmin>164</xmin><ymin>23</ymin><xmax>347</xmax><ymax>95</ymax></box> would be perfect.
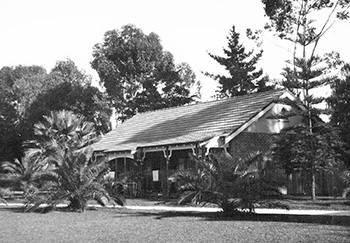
<box><xmin>22</xmin><ymin>110</ymin><xmax>125</xmax><ymax>212</ymax></box>
<box><xmin>173</xmin><ymin>151</ymin><xmax>288</xmax><ymax>215</ymax></box>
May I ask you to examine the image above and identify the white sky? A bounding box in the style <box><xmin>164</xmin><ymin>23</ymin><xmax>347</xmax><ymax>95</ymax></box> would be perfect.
<box><xmin>1</xmin><ymin>0</ymin><xmax>349</xmax><ymax>100</ymax></box>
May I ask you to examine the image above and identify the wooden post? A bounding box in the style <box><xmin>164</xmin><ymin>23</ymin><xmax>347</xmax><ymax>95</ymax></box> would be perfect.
<box><xmin>124</xmin><ymin>156</ymin><xmax>127</xmax><ymax>175</ymax></box>
<box><xmin>195</xmin><ymin>145</ymin><xmax>200</xmax><ymax>171</ymax></box>
<box><xmin>163</xmin><ymin>147</ymin><xmax>172</xmax><ymax>197</ymax></box>
<box><xmin>115</xmin><ymin>158</ymin><xmax>118</xmax><ymax>180</ymax></box>
<box><xmin>165</xmin><ymin>148</ymin><xmax>169</xmax><ymax>197</ymax></box>
<box><xmin>140</xmin><ymin>150</ymin><xmax>146</xmax><ymax>194</ymax></box>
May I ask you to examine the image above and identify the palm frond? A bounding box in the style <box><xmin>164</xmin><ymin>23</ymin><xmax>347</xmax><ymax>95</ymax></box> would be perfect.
<box><xmin>31</xmin><ymin>170</ymin><xmax>60</xmax><ymax>185</ymax></box>
<box><xmin>109</xmin><ymin>193</ymin><xmax>126</xmax><ymax>207</ymax></box>
<box><xmin>255</xmin><ymin>200</ymin><xmax>290</xmax><ymax>210</ymax></box>
<box><xmin>175</xmin><ymin>150</ymin><xmax>285</xmax><ymax>215</ymax></box>
<box><xmin>0</xmin><ymin>159</ymin><xmax>24</xmax><ymax>175</ymax></box>
<box><xmin>19</xmin><ymin>110</ymin><xmax>122</xmax><ymax>212</ymax></box>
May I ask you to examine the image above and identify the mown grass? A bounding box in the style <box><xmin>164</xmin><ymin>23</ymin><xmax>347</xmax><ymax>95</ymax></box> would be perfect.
<box><xmin>0</xmin><ymin>206</ymin><xmax>349</xmax><ymax>243</ymax></box>
<box><xmin>278</xmin><ymin>198</ymin><xmax>350</xmax><ymax>211</ymax></box>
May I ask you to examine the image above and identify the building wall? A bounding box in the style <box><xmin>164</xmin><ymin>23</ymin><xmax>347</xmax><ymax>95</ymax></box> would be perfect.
<box><xmin>229</xmin><ymin>132</ymin><xmax>273</xmax><ymax>161</ymax></box>
<box><xmin>142</xmin><ymin>149</ymin><xmax>197</xmax><ymax>196</ymax></box>
<box><xmin>228</xmin><ymin>103</ymin><xmax>307</xmax><ymax>195</ymax></box>
<box><xmin>246</xmin><ymin>103</ymin><xmax>303</xmax><ymax>134</ymax></box>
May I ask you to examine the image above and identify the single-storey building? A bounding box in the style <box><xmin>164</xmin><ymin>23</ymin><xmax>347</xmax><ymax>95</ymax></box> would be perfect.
<box><xmin>93</xmin><ymin>89</ymin><xmax>329</xmax><ymax>197</ymax></box>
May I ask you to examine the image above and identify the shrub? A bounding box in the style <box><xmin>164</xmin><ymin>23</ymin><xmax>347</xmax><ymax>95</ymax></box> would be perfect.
<box><xmin>173</xmin><ymin>151</ymin><xmax>288</xmax><ymax>215</ymax></box>
<box><xmin>4</xmin><ymin>110</ymin><xmax>125</xmax><ymax>212</ymax></box>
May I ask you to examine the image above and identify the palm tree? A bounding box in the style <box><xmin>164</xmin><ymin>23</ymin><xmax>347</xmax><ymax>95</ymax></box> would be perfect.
<box><xmin>173</xmin><ymin>151</ymin><xmax>288</xmax><ymax>215</ymax></box>
<box><xmin>21</xmin><ymin>110</ymin><xmax>125</xmax><ymax>212</ymax></box>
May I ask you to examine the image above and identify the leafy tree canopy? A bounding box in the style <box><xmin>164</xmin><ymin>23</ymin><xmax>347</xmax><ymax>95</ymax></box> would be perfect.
<box><xmin>26</xmin><ymin>82</ymin><xmax>111</xmax><ymax>136</ymax></box>
<box><xmin>0</xmin><ymin>95</ymin><xmax>22</xmax><ymax>162</ymax></box>
<box><xmin>0</xmin><ymin>65</ymin><xmax>49</xmax><ymax>162</ymax></box>
<box><xmin>91</xmin><ymin>24</ymin><xmax>199</xmax><ymax>121</ymax></box>
<box><xmin>262</xmin><ymin>2</ymin><xmax>349</xmax><ymax>183</ymax></box>
<box><xmin>271</xmin><ymin>122</ymin><xmax>343</xmax><ymax>199</ymax></box>
<box><xmin>49</xmin><ymin>59</ymin><xmax>92</xmax><ymax>87</ymax></box>
<box><xmin>262</xmin><ymin>0</ymin><xmax>350</xmax><ymax>39</ymax></box>
<box><xmin>0</xmin><ymin>65</ymin><xmax>48</xmax><ymax>117</ymax></box>
<box><xmin>205</xmin><ymin>25</ymin><xmax>273</xmax><ymax>98</ymax></box>
<box><xmin>327</xmin><ymin>63</ymin><xmax>350</xmax><ymax>167</ymax></box>
<box><xmin>0</xmin><ymin>59</ymin><xmax>112</xmax><ymax>162</ymax></box>
<box><xmin>262</xmin><ymin>0</ymin><xmax>350</xmax><ymax>100</ymax></box>
<box><xmin>24</xmin><ymin>59</ymin><xmax>111</xmax><ymax>136</ymax></box>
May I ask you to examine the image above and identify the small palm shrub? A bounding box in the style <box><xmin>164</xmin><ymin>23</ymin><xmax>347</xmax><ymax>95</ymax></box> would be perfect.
<box><xmin>24</xmin><ymin>148</ymin><xmax>125</xmax><ymax>212</ymax></box>
<box><xmin>0</xmin><ymin>148</ymin><xmax>48</xmax><ymax>197</ymax></box>
<box><xmin>101</xmin><ymin>176</ymin><xmax>126</xmax><ymax>204</ymax></box>
<box><xmin>18</xmin><ymin>110</ymin><xmax>124</xmax><ymax>212</ymax></box>
<box><xmin>174</xmin><ymin>150</ymin><xmax>288</xmax><ymax>215</ymax></box>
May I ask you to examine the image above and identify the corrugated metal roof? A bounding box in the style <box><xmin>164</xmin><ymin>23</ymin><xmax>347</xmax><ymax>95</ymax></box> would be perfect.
<box><xmin>93</xmin><ymin>89</ymin><xmax>287</xmax><ymax>152</ymax></box>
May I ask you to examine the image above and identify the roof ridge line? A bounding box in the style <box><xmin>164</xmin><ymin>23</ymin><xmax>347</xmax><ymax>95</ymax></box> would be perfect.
<box><xmin>135</xmin><ymin>89</ymin><xmax>286</xmax><ymax>115</ymax></box>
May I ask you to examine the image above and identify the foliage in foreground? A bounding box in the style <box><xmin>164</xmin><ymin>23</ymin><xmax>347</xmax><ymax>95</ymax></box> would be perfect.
<box><xmin>0</xmin><ymin>152</ymin><xmax>48</xmax><ymax>206</ymax></box>
<box><xmin>0</xmin><ymin>60</ymin><xmax>112</xmax><ymax>164</ymax></box>
<box><xmin>173</xmin><ymin>151</ymin><xmax>288</xmax><ymax>215</ymax></box>
<box><xmin>24</xmin><ymin>150</ymin><xmax>119</xmax><ymax>212</ymax></box>
<box><xmin>2</xmin><ymin>110</ymin><xmax>125</xmax><ymax>212</ymax></box>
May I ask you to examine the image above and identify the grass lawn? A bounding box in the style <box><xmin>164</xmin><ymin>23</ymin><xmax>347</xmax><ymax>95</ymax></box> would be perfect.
<box><xmin>0</xmin><ymin>206</ymin><xmax>349</xmax><ymax>243</ymax></box>
<box><xmin>277</xmin><ymin>197</ymin><xmax>350</xmax><ymax>211</ymax></box>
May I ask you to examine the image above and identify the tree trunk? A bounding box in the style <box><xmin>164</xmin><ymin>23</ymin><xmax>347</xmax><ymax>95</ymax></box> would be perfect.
<box><xmin>311</xmin><ymin>170</ymin><xmax>316</xmax><ymax>200</ymax></box>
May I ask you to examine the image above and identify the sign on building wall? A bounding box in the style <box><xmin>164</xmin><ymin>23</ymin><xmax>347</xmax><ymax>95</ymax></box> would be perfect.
<box><xmin>152</xmin><ymin>170</ymin><xmax>159</xmax><ymax>181</ymax></box>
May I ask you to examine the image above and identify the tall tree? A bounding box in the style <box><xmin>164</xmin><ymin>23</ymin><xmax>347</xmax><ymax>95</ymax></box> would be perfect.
<box><xmin>262</xmin><ymin>0</ymin><xmax>350</xmax><ymax>122</ymax></box>
<box><xmin>0</xmin><ymin>66</ymin><xmax>45</xmax><ymax>162</ymax></box>
<box><xmin>0</xmin><ymin>65</ymin><xmax>49</xmax><ymax>117</ymax></box>
<box><xmin>205</xmin><ymin>25</ymin><xmax>272</xmax><ymax>98</ymax></box>
<box><xmin>262</xmin><ymin>0</ymin><xmax>350</xmax><ymax>199</ymax></box>
<box><xmin>327</xmin><ymin>63</ymin><xmax>350</xmax><ymax>168</ymax></box>
<box><xmin>0</xmin><ymin>86</ymin><xmax>22</xmax><ymax>162</ymax></box>
<box><xmin>26</xmin><ymin>82</ymin><xmax>111</xmax><ymax>136</ymax></box>
<box><xmin>49</xmin><ymin>58</ymin><xmax>93</xmax><ymax>87</ymax></box>
<box><xmin>272</xmin><ymin>123</ymin><xmax>342</xmax><ymax>200</ymax></box>
<box><xmin>91</xmin><ymin>24</ymin><xmax>198</xmax><ymax>121</ymax></box>
<box><xmin>0</xmin><ymin>60</ymin><xmax>112</xmax><ymax>163</ymax></box>
<box><xmin>25</xmin><ymin>59</ymin><xmax>111</xmax><ymax>136</ymax></box>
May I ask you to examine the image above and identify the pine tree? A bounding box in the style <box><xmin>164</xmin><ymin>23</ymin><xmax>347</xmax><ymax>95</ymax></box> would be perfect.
<box><xmin>205</xmin><ymin>25</ymin><xmax>272</xmax><ymax>98</ymax></box>
<box><xmin>262</xmin><ymin>0</ymin><xmax>350</xmax><ymax>200</ymax></box>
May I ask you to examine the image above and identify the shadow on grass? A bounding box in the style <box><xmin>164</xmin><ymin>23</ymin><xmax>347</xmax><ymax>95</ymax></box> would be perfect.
<box><xmin>1</xmin><ymin>205</ymin><xmax>349</xmax><ymax>227</ymax></box>
<box><xmin>282</xmin><ymin>198</ymin><xmax>350</xmax><ymax>210</ymax></box>
<box><xmin>112</xmin><ymin>209</ymin><xmax>350</xmax><ymax>227</ymax></box>
<box><xmin>0</xmin><ymin>205</ymin><xmax>103</xmax><ymax>214</ymax></box>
